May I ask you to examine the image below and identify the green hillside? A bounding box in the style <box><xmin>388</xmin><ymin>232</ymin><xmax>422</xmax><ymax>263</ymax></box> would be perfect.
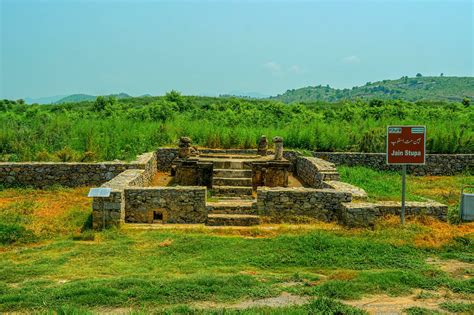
<box><xmin>55</xmin><ymin>93</ymin><xmax>131</xmax><ymax>104</ymax></box>
<box><xmin>271</xmin><ymin>76</ymin><xmax>474</xmax><ymax>103</ymax></box>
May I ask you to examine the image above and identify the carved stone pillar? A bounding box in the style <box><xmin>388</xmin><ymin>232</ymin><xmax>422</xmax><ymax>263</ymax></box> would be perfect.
<box><xmin>257</xmin><ymin>135</ymin><xmax>268</xmax><ymax>156</ymax></box>
<box><xmin>273</xmin><ymin>136</ymin><xmax>283</xmax><ymax>160</ymax></box>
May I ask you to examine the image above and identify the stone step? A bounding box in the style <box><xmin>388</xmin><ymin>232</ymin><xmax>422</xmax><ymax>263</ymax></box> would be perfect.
<box><xmin>206</xmin><ymin>214</ymin><xmax>261</xmax><ymax>226</ymax></box>
<box><xmin>198</xmin><ymin>158</ymin><xmax>251</xmax><ymax>170</ymax></box>
<box><xmin>210</xmin><ymin>186</ymin><xmax>253</xmax><ymax>197</ymax></box>
<box><xmin>213</xmin><ymin>169</ymin><xmax>252</xmax><ymax>178</ymax></box>
<box><xmin>213</xmin><ymin>196</ymin><xmax>255</xmax><ymax>201</ymax></box>
<box><xmin>200</xmin><ymin>153</ymin><xmax>260</xmax><ymax>159</ymax></box>
<box><xmin>213</xmin><ymin>177</ymin><xmax>252</xmax><ymax>187</ymax></box>
<box><xmin>207</xmin><ymin>200</ymin><xmax>256</xmax><ymax>215</ymax></box>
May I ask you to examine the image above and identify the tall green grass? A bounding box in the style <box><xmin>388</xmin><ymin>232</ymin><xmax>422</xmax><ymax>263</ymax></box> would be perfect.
<box><xmin>1</xmin><ymin>96</ymin><xmax>473</xmax><ymax>161</ymax></box>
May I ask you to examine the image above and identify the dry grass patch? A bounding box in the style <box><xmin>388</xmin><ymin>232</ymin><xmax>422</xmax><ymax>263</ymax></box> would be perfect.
<box><xmin>411</xmin><ymin>175</ymin><xmax>471</xmax><ymax>205</ymax></box>
<box><xmin>126</xmin><ymin>222</ymin><xmax>343</xmax><ymax>239</ymax></box>
<box><xmin>0</xmin><ymin>187</ymin><xmax>91</xmax><ymax>240</ymax></box>
<box><xmin>375</xmin><ymin>215</ymin><xmax>474</xmax><ymax>249</ymax></box>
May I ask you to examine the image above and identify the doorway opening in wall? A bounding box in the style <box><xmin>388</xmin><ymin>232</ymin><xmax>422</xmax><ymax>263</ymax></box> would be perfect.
<box><xmin>153</xmin><ymin>211</ymin><xmax>163</xmax><ymax>223</ymax></box>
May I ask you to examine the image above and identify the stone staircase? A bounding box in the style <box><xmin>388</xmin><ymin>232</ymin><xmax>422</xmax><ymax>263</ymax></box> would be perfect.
<box><xmin>205</xmin><ymin>156</ymin><xmax>260</xmax><ymax>226</ymax></box>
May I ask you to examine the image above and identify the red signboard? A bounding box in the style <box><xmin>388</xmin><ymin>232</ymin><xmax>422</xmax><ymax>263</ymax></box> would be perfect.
<box><xmin>387</xmin><ymin>126</ymin><xmax>426</xmax><ymax>165</ymax></box>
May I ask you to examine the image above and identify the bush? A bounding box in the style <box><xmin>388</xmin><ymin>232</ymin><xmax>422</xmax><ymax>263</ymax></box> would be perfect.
<box><xmin>35</xmin><ymin>150</ymin><xmax>56</xmax><ymax>161</ymax></box>
<box><xmin>0</xmin><ymin>223</ymin><xmax>35</xmax><ymax>245</ymax></box>
<box><xmin>54</xmin><ymin>147</ymin><xmax>79</xmax><ymax>162</ymax></box>
<box><xmin>307</xmin><ymin>297</ymin><xmax>367</xmax><ymax>314</ymax></box>
<box><xmin>439</xmin><ymin>301</ymin><xmax>474</xmax><ymax>313</ymax></box>
<box><xmin>447</xmin><ymin>205</ymin><xmax>462</xmax><ymax>224</ymax></box>
<box><xmin>404</xmin><ymin>306</ymin><xmax>442</xmax><ymax>315</ymax></box>
<box><xmin>72</xmin><ymin>230</ymin><xmax>95</xmax><ymax>241</ymax></box>
<box><xmin>80</xmin><ymin>151</ymin><xmax>97</xmax><ymax>162</ymax></box>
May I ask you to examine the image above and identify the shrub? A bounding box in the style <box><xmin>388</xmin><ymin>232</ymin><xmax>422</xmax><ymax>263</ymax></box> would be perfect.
<box><xmin>447</xmin><ymin>205</ymin><xmax>462</xmax><ymax>224</ymax></box>
<box><xmin>54</xmin><ymin>147</ymin><xmax>79</xmax><ymax>162</ymax></box>
<box><xmin>404</xmin><ymin>306</ymin><xmax>442</xmax><ymax>315</ymax></box>
<box><xmin>35</xmin><ymin>150</ymin><xmax>56</xmax><ymax>161</ymax></box>
<box><xmin>439</xmin><ymin>301</ymin><xmax>474</xmax><ymax>313</ymax></box>
<box><xmin>72</xmin><ymin>230</ymin><xmax>95</xmax><ymax>241</ymax></box>
<box><xmin>0</xmin><ymin>223</ymin><xmax>35</xmax><ymax>245</ymax></box>
<box><xmin>80</xmin><ymin>151</ymin><xmax>97</xmax><ymax>162</ymax></box>
<box><xmin>307</xmin><ymin>297</ymin><xmax>367</xmax><ymax>314</ymax></box>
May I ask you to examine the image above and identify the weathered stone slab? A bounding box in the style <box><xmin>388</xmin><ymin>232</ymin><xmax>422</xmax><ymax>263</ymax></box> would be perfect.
<box><xmin>296</xmin><ymin>156</ymin><xmax>340</xmax><ymax>188</ymax></box>
<box><xmin>322</xmin><ymin>180</ymin><xmax>368</xmax><ymax>200</ymax></box>
<box><xmin>206</xmin><ymin>200</ymin><xmax>256</xmax><ymax>215</ymax></box>
<box><xmin>206</xmin><ymin>214</ymin><xmax>260</xmax><ymax>226</ymax></box>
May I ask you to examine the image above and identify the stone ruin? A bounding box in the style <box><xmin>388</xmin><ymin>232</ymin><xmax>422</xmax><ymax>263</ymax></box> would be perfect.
<box><xmin>174</xmin><ymin>136</ymin><xmax>292</xmax><ymax>189</ymax></box>
<box><xmin>0</xmin><ymin>135</ymin><xmax>450</xmax><ymax>230</ymax></box>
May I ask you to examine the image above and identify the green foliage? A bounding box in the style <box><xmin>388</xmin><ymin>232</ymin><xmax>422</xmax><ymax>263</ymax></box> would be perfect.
<box><xmin>439</xmin><ymin>301</ymin><xmax>474</xmax><ymax>313</ymax></box>
<box><xmin>447</xmin><ymin>206</ymin><xmax>462</xmax><ymax>225</ymax></box>
<box><xmin>0</xmin><ymin>223</ymin><xmax>35</xmax><ymax>245</ymax></box>
<box><xmin>305</xmin><ymin>297</ymin><xmax>367</xmax><ymax>314</ymax></box>
<box><xmin>54</xmin><ymin>146</ymin><xmax>80</xmax><ymax>162</ymax></box>
<box><xmin>404</xmin><ymin>306</ymin><xmax>442</xmax><ymax>315</ymax></box>
<box><xmin>0</xmin><ymin>94</ymin><xmax>473</xmax><ymax>162</ymax></box>
<box><xmin>462</xmin><ymin>98</ymin><xmax>471</xmax><ymax>107</ymax></box>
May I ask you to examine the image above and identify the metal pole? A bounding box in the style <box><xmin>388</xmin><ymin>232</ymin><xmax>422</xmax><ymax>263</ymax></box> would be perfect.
<box><xmin>401</xmin><ymin>164</ymin><xmax>407</xmax><ymax>225</ymax></box>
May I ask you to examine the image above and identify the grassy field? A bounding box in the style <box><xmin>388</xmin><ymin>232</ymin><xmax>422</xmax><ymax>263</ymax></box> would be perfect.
<box><xmin>0</xmin><ymin>169</ymin><xmax>473</xmax><ymax>313</ymax></box>
<box><xmin>339</xmin><ymin>166</ymin><xmax>474</xmax><ymax>206</ymax></box>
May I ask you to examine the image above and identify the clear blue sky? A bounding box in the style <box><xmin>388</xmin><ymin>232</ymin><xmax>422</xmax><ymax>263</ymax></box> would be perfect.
<box><xmin>1</xmin><ymin>0</ymin><xmax>472</xmax><ymax>100</ymax></box>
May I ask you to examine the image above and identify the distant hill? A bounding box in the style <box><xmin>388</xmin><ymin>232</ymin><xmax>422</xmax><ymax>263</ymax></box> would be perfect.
<box><xmin>25</xmin><ymin>95</ymin><xmax>67</xmax><ymax>104</ymax></box>
<box><xmin>270</xmin><ymin>76</ymin><xmax>474</xmax><ymax>103</ymax></box>
<box><xmin>54</xmin><ymin>93</ymin><xmax>131</xmax><ymax>104</ymax></box>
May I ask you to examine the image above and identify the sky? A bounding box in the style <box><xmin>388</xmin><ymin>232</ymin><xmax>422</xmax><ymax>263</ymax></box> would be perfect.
<box><xmin>0</xmin><ymin>0</ymin><xmax>473</xmax><ymax>100</ymax></box>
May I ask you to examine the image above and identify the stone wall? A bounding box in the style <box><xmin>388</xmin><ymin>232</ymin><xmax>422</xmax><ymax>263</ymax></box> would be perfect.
<box><xmin>296</xmin><ymin>156</ymin><xmax>340</xmax><ymax>188</ymax></box>
<box><xmin>156</xmin><ymin>148</ymin><xmax>178</xmax><ymax>171</ymax></box>
<box><xmin>137</xmin><ymin>152</ymin><xmax>158</xmax><ymax>185</ymax></box>
<box><xmin>312</xmin><ymin>152</ymin><xmax>473</xmax><ymax>175</ymax></box>
<box><xmin>124</xmin><ymin>187</ymin><xmax>207</xmax><ymax>224</ymax></box>
<box><xmin>91</xmin><ymin>169</ymin><xmax>146</xmax><ymax>229</ymax></box>
<box><xmin>174</xmin><ymin>160</ymin><xmax>213</xmax><ymax>188</ymax></box>
<box><xmin>341</xmin><ymin>200</ymin><xmax>448</xmax><ymax>228</ymax></box>
<box><xmin>256</xmin><ymin>187</ymin><xmax>351</xmax><ymax>222</ymax></box>
<box><xmin>0</xmin><ymin>152</ymin><xmax>157</xmax><ymax>188</ymax></box>
<box><xmin>92</xmin><ymin>190</ymin><xmax>124</xmax><ymax>230</ymax></box>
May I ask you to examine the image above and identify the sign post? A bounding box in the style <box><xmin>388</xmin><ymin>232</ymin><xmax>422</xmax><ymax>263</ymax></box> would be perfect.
<box><xmin>387</xmin><ymin>126</ymin><xmax>426</xmax><ymax>224</ymax></box>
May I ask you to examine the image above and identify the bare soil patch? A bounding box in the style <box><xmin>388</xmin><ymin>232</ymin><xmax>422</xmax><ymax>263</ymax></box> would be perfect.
<box><xmin>344</xmin><ymin>290</ymin><xmax>473</xmax><ymax>315</ymax></box>
<box><xmin>426</xmin><ymin>257</ymin><xmax>473</xmax><ymax>279</ymax></box>
<box><xmin>193</xmin><ymin>292</ymin><xmax>310</xmax><ymax>310</ymax></box>
<box><xmin>149</xmin><ymin>171</ymin><xmax>175</xmax><ymax>187</ymax></box>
